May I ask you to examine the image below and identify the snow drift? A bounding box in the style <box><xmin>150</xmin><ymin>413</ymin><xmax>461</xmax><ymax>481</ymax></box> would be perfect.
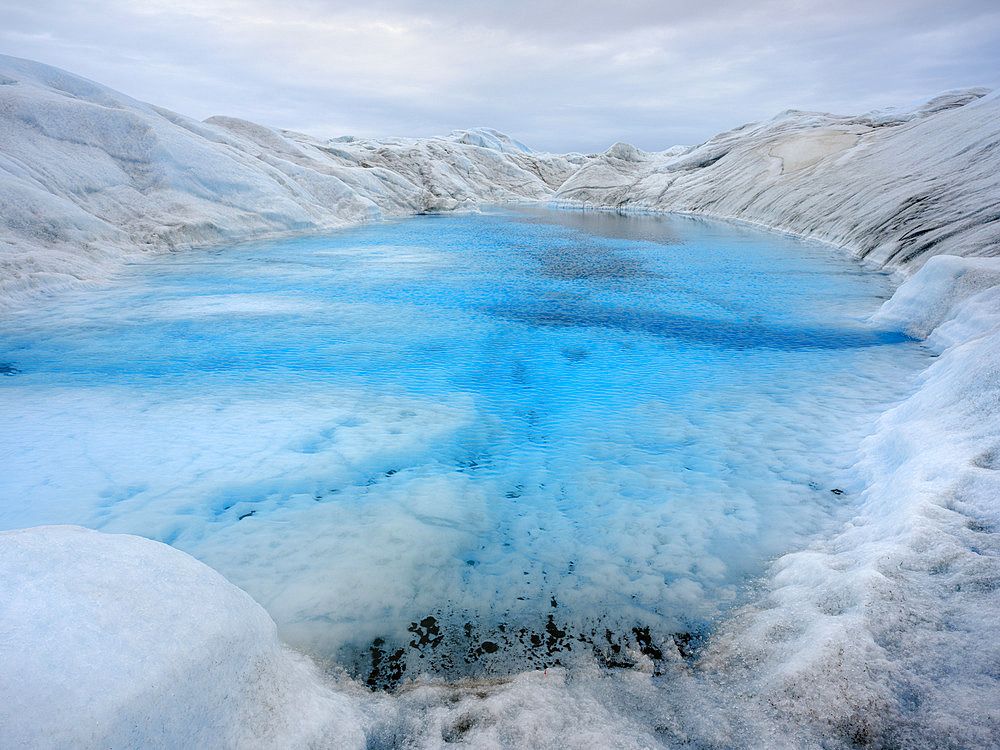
<box><xmin>1</xmin><ymin>54</ymin><xmax>1000</xmax><ymax>748</ymax></box>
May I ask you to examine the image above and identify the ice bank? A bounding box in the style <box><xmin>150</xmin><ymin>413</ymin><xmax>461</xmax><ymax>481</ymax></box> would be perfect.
<box><xmin>553</xmin><ymin>89</ymin><xmax>999</xmax><ymax>272</ymax></box>
<box><xmin>694</xmin><ymin>254</ymin><xmax>1000</xmax><ymax>747</ymax></box>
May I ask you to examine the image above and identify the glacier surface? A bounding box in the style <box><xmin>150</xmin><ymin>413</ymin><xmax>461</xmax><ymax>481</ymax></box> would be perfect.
<box><xmin>1</xmin><ymin>54</ymin><xmax>999</xmax><ymax>748</ymax></box>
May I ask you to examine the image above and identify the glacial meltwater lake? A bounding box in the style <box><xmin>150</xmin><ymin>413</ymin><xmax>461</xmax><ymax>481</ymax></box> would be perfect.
<box><xmin>0</xmin><ymin>207</ymin><xmax>930</xmax><ymax>685</ymax></box>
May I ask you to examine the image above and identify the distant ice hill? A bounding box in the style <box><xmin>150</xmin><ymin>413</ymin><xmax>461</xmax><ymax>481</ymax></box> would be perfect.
<box><xmin>1</xmin><ymin>54</ymin><xmax>997</xmax><ymax>310</ymax></box>
<box><xmin>0</xmin><ymin>54</ymin><xmax>584</xmax><ymax>309</ymax></box>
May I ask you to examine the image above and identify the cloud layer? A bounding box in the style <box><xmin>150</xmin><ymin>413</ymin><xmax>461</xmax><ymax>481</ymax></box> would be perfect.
<box><xmin>2</xmin><ymin>0</ymin><xmax>999</xmax><ymax>152</ymax></box>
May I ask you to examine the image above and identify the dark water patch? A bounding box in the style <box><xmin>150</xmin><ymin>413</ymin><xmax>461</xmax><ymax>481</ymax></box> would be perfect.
<box><xmin>560</xmin><ymin>347</ymin><xmax>589</xmax><ymax>361</ymax></box>
<box><xmin>527</xmin><ymin>245</ymin><xmax>655</xmax><ymax>280</ymax></box>
<box><xmin>0</xmin><ymin>362</ymin><xmax>21</xmax><ymax>375</ymax></box>
<box><xmin>488</xmin><ymin>299</ymin><xmax>911</xmax><ymax>350</ymax></box>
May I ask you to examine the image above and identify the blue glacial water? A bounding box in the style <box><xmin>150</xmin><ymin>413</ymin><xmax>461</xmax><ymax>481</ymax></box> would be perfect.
<box><xmin>0</xmin><ymin>207</ymin><xmax>930</xmax><ymax>684</ymax></box>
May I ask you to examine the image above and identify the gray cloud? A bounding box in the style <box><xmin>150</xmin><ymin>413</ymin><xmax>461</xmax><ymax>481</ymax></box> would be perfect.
<box><xmin>1</xmin><ymin>0</ymin><xmax>998</xmax><ymax>152</ymax></box>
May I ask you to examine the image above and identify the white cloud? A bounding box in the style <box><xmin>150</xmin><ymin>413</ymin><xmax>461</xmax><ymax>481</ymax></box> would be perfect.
<box><xmin>1</xmin><ymin>0</ymin><xmax>998</xmax><ymax>151</ymax></box>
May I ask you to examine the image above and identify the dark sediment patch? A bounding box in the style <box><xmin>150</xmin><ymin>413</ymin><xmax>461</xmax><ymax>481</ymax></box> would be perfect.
<box><xmin>348</xmin><ymin>607</ymin><xmax>708</xmax><ymax>692</ymax></box>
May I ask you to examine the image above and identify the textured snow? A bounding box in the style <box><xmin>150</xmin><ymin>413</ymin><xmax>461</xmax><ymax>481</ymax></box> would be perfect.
<box><xmin>2</xmin><ymin>52</ymin><xmax>1000</xmax><ymax>748</ymax></box>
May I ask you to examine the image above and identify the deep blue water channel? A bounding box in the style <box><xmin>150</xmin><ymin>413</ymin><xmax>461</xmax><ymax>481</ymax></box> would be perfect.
<box><xmin>0</xmin><ymin>207</ymin><xmax>930</xmax><ymax>682</ymax></box>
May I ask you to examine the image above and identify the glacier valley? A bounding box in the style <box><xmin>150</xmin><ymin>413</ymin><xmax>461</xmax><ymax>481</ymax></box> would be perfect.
<box><xmin>0</xmin><ymin>55</ymin><xmax>998</xmax><ymax>749</ymax></box>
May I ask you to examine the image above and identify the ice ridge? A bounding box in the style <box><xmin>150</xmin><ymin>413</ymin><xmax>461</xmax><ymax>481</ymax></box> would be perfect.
<box><xmin>552</xmin><ymin>89</ymin><xmax>999</xmax><ymax>273</ymax></box>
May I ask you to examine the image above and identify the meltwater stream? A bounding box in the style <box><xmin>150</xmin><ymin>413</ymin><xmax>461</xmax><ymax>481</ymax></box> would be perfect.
<box><xmin>0</xmin><ymin>208</ymin><xmax>929</xmax><ymax>686</ymax></box>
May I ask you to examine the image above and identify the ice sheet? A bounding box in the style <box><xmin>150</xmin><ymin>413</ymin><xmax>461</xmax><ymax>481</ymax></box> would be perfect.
<box><xmin>1</xmin><ymin>53</ymin><xmax>997</xmax><ymax>749</ymax></box>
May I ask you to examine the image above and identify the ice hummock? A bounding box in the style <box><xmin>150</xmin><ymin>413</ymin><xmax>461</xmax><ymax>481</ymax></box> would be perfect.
<box><xmin>0</xmin><ymin>526</ymin><xmax>365</xmax><ymax>749</ymax></box>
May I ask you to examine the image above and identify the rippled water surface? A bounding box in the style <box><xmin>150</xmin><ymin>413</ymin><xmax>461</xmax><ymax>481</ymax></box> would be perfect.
<box><xmin>0</xmin><ymin>208</ymin><xmax>929</xmax><ymax>683</ymax></box>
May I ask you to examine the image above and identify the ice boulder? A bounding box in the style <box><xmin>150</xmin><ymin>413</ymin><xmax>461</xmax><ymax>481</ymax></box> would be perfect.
<box><xmin>871</xmin><ymin>254</ymin><xmax>1000</xmax><ymax>345</ymax></box>
<box><xmin>0</xmin><ymin>526</ymin><xmax>364</xmax><ymax>749</ymax></box>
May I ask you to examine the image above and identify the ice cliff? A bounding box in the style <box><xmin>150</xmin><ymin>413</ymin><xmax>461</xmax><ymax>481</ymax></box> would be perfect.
<box><xmin>2</xmin><ymin>54</ymin><xmax>1000</xmax><ymax>748</ymax></box>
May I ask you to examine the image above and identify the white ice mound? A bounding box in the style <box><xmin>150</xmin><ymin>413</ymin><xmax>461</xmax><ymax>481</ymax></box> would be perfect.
<box><xmin>0</xmin><ymin>526</ymin><xmax>364</xmax><ymax>750</ymax></box>
<box><xmin>553</xmin><ymin>88</ymin><xmax>1000</xmax><ymax>271</ymax></box>
<box><xmin>603</xmin><ymin>142</ymin><xmax>647</xmax><ymax>162</ymax></box>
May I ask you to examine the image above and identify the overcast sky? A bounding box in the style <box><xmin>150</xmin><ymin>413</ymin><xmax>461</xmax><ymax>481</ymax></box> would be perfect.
<box><xmin>2</xmin><ymin>0</ymin><xmax>998</xmax><ymax>152</ymax></box>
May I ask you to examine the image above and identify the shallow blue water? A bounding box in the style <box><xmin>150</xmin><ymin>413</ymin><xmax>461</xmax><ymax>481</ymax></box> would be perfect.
<box><xmin>0</xmin><ymin>208</ymin><xmax>929</xmax><ymax>680</ymax></box>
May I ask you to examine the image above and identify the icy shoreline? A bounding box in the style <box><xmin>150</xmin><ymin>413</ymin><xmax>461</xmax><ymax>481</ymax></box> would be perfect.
<box><xmin>1</xmin><ymin>54</ymin><xmax>999</xmax><ymax>748</ymax></box>
<box><xmin>3</xmin><ymin>55</ymin><xmax>996</xmax><ymax>314</ymax></box>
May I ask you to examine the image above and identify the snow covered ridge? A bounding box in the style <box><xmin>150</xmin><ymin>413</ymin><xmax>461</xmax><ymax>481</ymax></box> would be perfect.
<box><xmin>0</xmin><ymin>55</ymin><xmax>583</xmax><ymax>310</ymax></box>
<box><xmin>553</xmin><ymin>88</ymin><xmax>1000</xmax><ymax>273</ymax></box>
